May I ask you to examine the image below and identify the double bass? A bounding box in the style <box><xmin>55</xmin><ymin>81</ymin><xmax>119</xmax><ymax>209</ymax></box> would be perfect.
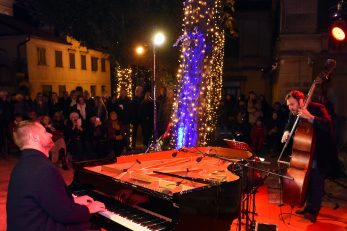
<box><xmin>277</xmin><ymin>59</ymin><xmax>336</xmax><ymax>207</ymax></box>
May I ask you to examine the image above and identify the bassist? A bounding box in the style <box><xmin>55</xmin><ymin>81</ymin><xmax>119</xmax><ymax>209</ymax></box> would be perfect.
<box><xmin>281</xmin><ymin>90</ymin><xmax>335</xmax><ymax>222</ymax></box>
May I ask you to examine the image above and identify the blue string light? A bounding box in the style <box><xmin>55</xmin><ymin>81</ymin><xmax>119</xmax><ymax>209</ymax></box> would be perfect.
<box><xmin>171</xmin><ymin>0</ymin><xmax>225</xmax><ymax>149</ymax></box>
<box><xmin>176</xmin><ymin>31</ymin><xmax>205</xmax><ymax>148</ymax></box>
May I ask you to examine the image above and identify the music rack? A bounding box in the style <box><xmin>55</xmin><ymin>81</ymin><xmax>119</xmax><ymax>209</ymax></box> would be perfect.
<box><xmin>223</xmin><ymin>139</ymin><xmax>290</xmax><ymax>231</ymax></box>
<box><xmin>223</xmin><ymin>139</ymin><xmax>263</xmax><ymax>231</ymax></box>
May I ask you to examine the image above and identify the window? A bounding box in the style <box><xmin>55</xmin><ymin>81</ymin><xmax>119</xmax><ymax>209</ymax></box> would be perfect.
<box><xmin>90</xmin><ymin>85</ymin><xmax>96</xmax><ymax>97</ymax></box>
<box><xmin>42</xmin><ymin>85</ymin><xmax>52</xmax><ymax>95</ymax></box>
<box><xmin>37</xmin><ymin>47</ymin><xmax>47</xmax><ymax>65</ymax></box>
<box><xmin>101</xmin><ymin>85</ymin><xmax>106</xmax><ymax>95</ymax></box>
<box><xmin>81</xmin><ymin>55</ymin><xmax>87</xmax><ymax>70</ymax></box>
<box><xmin>58</xmin><ymin>85</ymin><xmax>66</xmax><ymax>96</ymax></box>
<box><xmin>69</xmin><ymin>53</ymin><xmax>75</xmax><ymax>69</ymax></box>
<box><xmin>55</xmin><ymin>50</ymin><xmax>63</xmax><ymax>67</ymax></box>
<box><xmin>91</xmin><ymin>57</ymin><xmax>98</xmax><ymax>72</ymax></box>
<box><xmin>223</xmin><ymin>79</ymin><xmax>242</xmax><ymax>98</ymax></box>
<box><xmin>101</xmin><ymin>58</ymin><xmax>106</xmax><ymax>72</ymax></box>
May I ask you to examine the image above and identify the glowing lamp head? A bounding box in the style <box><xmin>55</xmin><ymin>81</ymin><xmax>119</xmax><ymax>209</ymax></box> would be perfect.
<box><xmin>331</xmin><ymin>19</ymin><xmax>347</xmax><ymax>41</ymax></box>
<box><xmin>332</xmin><ymin>26</ymin><xmax>346</xmax><ymax>41</ymax></box>
<box><xmin>135</xmin><ymin>46</ymin><xmax>144</xmax><ymax>55</ymax></box>
<box><xmin>153</xmin><ymin>32</ymin><xmax>165</xmax><ymax>46</ymax></box>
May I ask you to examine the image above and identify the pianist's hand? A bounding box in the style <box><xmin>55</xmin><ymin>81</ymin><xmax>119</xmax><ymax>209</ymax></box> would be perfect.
<box><xmin>86</xmin><ymin>201</ymin><xmax>106</xmax><ymax>214</ymax></box>
<box><xmin>74</xmin><ymin>195</ymin><xmax>94</xmax><ymax>206</ymax></box>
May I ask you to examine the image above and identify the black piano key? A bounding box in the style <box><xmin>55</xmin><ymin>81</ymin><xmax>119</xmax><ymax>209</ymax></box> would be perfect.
<box><xmin>146</xmin><ymin>221</ymin><xmax>170</xmax><ymax>231</ymax></box>
<box><xmin>143</xmin><ymin>218</ymin><xmax>166</xmax><ymax>228</ymax></box>
<box><xmin>130</xmin><ymin>218</ymin><xmax>147</xmax><ymax>226</ymax></box>
<box><xmin>139</xmin><ymin>216</ymin><xmax>160</xmax><ymax>224</ymax></box>
<box><xmin>129</xmin><ymin>214</ymin><xmax>158</xmax><ymax>223</ymax></box>
<box><xmin>128</xmin><ymin>216</ymin><xmax>150</xmax><ymax>223</ymax></box>
<box><xmin>115</xmin><ymin>209</ymin><xmax>133</xmax><ymax>217</ymax></box>
<box><xmin>126</xmin><ymin>212</ymin><xmax>147</xmax><ymax>219</ymax></box>
<box><xmin>147</xmin><ymin>224</ymin><xmax>168</xmax><ymax>231</ymax></box>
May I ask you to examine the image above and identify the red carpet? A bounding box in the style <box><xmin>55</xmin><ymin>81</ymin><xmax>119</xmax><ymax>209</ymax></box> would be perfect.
<box><xmin>231</xmin><ymin>184</ymin><xmax>347</xmax><ymax>231</ymax></box>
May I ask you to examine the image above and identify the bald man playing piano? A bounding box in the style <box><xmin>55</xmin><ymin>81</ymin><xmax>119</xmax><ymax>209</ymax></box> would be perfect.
<box><xmin>6</xmin><ymin>121</ymin><xmax>106</xmax><ymax>231</ymax></box>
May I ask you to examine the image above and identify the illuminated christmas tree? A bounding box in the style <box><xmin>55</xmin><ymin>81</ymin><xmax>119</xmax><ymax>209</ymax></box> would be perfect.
<box><xmin>115</xmin><ymin>67</ymin><xmax>133</xmax><ymax>99</ymax></box>
<box><xmin>171</xmin><ymin>0</ymin><xmax>226</xmax><ymax>148</ymax></box>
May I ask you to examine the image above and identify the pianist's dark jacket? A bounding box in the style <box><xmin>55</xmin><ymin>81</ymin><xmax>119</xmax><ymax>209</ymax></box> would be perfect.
<box><xmin>6</xmin><ymin>149</ymin><xmax>90</xmax><ymax>231</ymax></box>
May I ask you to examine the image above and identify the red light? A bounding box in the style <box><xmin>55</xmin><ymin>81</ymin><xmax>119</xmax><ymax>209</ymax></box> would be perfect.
<box><xmin>331</xmin><ymin>19</ymin><xmax>346</xmax><ymax>42</ymax></box>
<box><xmin>332</xmin><ymin>26</ymin><xmax>346</xmax><ymax>41</ymax></box>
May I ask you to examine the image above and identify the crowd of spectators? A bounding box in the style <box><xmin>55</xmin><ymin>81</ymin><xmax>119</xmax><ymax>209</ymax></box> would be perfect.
<box><xmin>0</xmin><ymin>85</ymin><xmax>174</xmax><ymax>169</ymax></box>
<box><xmin>1</xmin><ymin>86</ymin><xmax>339</xmax><ymax>166</ymax></box>
<box><xmin>217</xmin><ymin>91</ymin><xmax>290</xmax><ymax>156</ymax></box>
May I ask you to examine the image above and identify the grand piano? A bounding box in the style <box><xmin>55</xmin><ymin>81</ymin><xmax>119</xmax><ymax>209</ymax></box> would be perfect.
<box><xmin>70</xmin><ymin>146</ymin><xmax>252</xmax><ymax>231</ymax></box>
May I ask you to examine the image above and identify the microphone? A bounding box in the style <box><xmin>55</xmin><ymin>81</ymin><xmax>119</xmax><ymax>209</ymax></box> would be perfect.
<box><xmin>196</xmin><ymin>156</ymin><xmax>204</xmax><ymax>163</ymax></box>
<box><xmin>196</xmin><ymin>152</ymin><xmax>211</xmax><ymax>162</ymax></box>
<box><xmin>172</xmin><ymin>152</ymin><xmax>178</xmax><ymax>158</ymax></box>
<box><xmin>172</xmin><ymin>147</ymin><xmax>187</xmax><ymax>157</ymax></box>
<box><xmin>122</xmin><ymin>159</ymin><xmax>141</xmax><ymax>172</ymax></box>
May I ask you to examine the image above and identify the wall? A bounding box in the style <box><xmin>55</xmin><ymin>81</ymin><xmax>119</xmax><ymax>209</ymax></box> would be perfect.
<box><xmin>26</xmin><ymin>37</ymin><xmax>111</xmax><ymax>98</ymax></box>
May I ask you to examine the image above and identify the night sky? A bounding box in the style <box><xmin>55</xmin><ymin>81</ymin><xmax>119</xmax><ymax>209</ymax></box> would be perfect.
<box><xmin>13</xmin><ymin>0</ymin><xmax>183</xmax><ymax>69</ymax></box>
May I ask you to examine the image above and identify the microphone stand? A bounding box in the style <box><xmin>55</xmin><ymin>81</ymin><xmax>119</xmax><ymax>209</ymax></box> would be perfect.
<box><xmin>231</xmin><ymin>158</ymin><xmax>292</xmax><ymax>231</ymax></box>
<box><xmin>177</xmin><ymin>148</ymin><xmax>290</xmax><ymax>180</ymax></box>
<box><xmin>181</xmin><ymin>148</ymin><xmax>293</xmax><ymax>231</ymax></box>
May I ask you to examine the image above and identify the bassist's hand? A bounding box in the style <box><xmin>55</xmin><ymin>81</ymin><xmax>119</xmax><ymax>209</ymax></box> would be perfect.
<box><xmin>281</xmin><ymin>131</ymin><xmax>290</xmax><ymax>143</ymax></box>
<box><xmin>298</xmin><ymin>108</ymin><xmax>315</xmax><ymax>122</ymax></box>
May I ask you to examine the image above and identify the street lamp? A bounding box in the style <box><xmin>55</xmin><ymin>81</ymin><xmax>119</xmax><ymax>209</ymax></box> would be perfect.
<box><xmin>152</xmin><ymin>32</ymin><xmax>165</xmax><ymax>151</ymax></box>
<box><xmin>135</xmin><ymin>45</ymin><xmax>145</xmax><ymax>56</ymax></box>
<box><xmin>153</xmin><ymin>32</ymin><xmax>165</xmax><ymax>46</ymax></box>
<box><xmin>134</xmin><ymin>45</ymin><xmax>146</xmax><ymax>87</ymax></box>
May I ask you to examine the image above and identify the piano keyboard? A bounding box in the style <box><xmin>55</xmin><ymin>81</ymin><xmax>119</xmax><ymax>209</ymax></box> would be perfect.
<box><xmin>77</xmin><ymin>191</ymin><xmax>173</xmax><ymax>231</ymax></box>
<box><xmin>98</xmin><ymin>209</ymin><xmax>169</xmax><ymax>231</ymax></box>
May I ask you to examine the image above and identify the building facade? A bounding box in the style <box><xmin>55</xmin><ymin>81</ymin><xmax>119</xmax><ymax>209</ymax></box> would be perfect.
<box><xmin>223</xmin><ymin>0</ymin><xmax>276</xmax><ymax>101</ymax></box>
<box><xmin>275</xmin><ymin>0</ymin><xmax>347</xmax><ymax>116</ymax></box>
<box><xmin>223</xmin><ymin>0</ymin><xmax>347</xmax><ymax>117</ymax></box>
<box><xmin>0</xmin><ymin>14</ymin><xmax>111</xmax><ymax>98</ymax></box>
<box><xmin>26</xmin><ymin>36</ymin><xmax>111</xmax><ymax>98</ymax></box>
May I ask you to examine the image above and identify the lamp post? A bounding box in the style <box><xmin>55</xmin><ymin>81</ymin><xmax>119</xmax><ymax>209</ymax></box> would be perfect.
<box><xmin>152</xmin><ymin>32</ymin><xmax>165</xmax><ymax>151</ymax></box>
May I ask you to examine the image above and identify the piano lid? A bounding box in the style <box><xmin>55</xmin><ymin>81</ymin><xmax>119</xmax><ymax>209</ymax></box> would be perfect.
<box><xmin>83</xmin><ymin>148</ymin><xmax>240</xmax><ymax>196</ymax></box>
